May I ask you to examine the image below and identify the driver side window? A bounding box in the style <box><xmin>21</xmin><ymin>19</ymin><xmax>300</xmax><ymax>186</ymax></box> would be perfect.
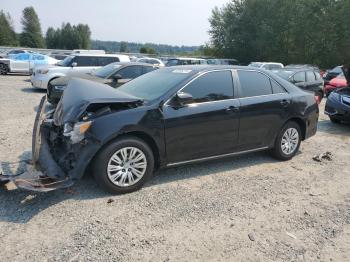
<box><xmin>181</xmin><ymin>71</ymin><xmax>234</xmax><ymax>103</ymax></box>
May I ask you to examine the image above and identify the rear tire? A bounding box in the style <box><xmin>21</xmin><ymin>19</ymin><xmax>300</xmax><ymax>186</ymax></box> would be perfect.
<box><xmin>0</xmin><ymin>63</ymin><xmax>8</xmax><ymax>75</ymax></box>
<box><xmin>271</xmin><ymin>121</ymin><xmax>301</xmax><ymax>161</ymax></box>
<box><xmin>92</xmin><ymin>136</ymin><xmax>154</xmax><ymax>194</ymax></box>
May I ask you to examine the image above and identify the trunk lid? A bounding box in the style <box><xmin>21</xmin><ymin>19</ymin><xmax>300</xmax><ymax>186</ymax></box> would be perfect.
<box><xmin>53</xmin><ymin>78</ymin><xmax>142</xmax><ymax>125</ymax></box>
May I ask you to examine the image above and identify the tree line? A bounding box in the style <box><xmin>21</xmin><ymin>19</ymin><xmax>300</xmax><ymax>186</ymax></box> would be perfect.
<box><xmin>208</xmin><ymin>0</ymin><xmax>350</xmax><ymax>68</ymax></box>
<box><xmin>91</xmin><ymin>40</ymin><xmax>201</xmax><ymax>55</ymax></box>
<box><xmin>0</xmin><ymin>6</ymin><xmax>91</xmax><ymax>49</ymax></box>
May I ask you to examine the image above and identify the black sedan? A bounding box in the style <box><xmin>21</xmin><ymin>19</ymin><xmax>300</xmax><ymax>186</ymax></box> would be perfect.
<box><xmin>47</xmin><ymin>62</ymin><xmax>158</xmax><ymax>105</ymax></box>
<box><xmin>1</xmin><ymin>66</ymin><xmax>319</xmax><ymax>193</ymax></box>
<box><xmin>325</xmin><ymin>87</ymin><xmax>350</xmax><ymax>123</ymax></box>
<box><xmin>273</xmin><ymin>68</ymin><xmax>324</xmax><ymax>103</ymax></box>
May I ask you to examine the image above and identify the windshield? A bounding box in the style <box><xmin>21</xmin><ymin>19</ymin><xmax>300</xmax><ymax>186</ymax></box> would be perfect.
<box><xmin>273</xmin><ymin>70</ymin><xmax>294</xmax><ymax>80</ymax></box>
<box><xmin>93</xmin><ymin>63</ymin><xmax>122</xmax><ymax>78</ymax></box>
<box><xmin>57</xmin><ymin>55</ymin><xmax>74</xmax><ymax>66</ymax></box>
<box><xmin>117</xmin><ymin>69</ymin><xmax>194</xmax><ymax>101</ymax></box>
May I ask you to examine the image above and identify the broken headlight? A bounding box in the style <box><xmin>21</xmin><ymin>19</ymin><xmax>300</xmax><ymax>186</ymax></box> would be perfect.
<box><xmin>63</xmin><ymin>121</ymin><xmax>92</xmax><ymax>144</ymax></box>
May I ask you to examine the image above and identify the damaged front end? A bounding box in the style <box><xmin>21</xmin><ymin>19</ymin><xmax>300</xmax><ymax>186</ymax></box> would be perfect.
<box><xmin>1</xmin><ymin>78</ymin><xmax>143</xmax><ymax>192</ymax></box>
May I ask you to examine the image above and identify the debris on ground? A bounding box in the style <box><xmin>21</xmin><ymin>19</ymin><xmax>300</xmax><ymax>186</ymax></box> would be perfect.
<box><xmin>312</xmin><ymin>152</ymin><xmax>333</xmax><ymax>162</ymax></box>
<box><xmin>20</xmin><ymin>195</ymin><xmax>36</xmax><ymax>204</ymax></box>
<box><xmin>248</xmin><ymin>233</ymin><xmax>255</xmax><ymax>241</ymax></box>
<box><xmin>107</xmin><ymin>198</ymin><xmax>115</xmax><ymax>204</ymax></box>
<box><xmin>286</xmin><ymin>232</ymin><xmax>297</xmax><ymax>239</ymax></box>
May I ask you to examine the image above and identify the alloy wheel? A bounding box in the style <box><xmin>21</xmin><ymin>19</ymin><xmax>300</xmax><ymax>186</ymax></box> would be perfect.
<box><xmin>107</xmin><ymin>147</ymin><xmax>147</xmax><ymax>187</ymax></box>
<box><xmin>281</xmin><ymin>128</ymin><xmax>299</xmax><ymax>155</ymax></box>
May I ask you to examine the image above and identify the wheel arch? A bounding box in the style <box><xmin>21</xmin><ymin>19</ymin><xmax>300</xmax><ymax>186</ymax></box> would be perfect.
<box><xmin>285</xmin><ymin>117</ymin><xmax>306</xmax><ymax>140</ymax></box>
<box><xmin>93</xmin><ymin>131</ymin><xmax>161</xmax><ymax>171</ymax></box>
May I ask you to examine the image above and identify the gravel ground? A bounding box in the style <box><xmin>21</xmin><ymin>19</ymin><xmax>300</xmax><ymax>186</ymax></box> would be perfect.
<box><xmin>0</xmin><ymin>74</ymin><xmax>350</xmax><ymax>262</ymax></box>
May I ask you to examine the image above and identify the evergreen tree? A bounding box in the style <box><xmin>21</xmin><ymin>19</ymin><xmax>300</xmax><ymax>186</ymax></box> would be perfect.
<box><xmin>20</xmin><ymin>6</ymin><xmax>45</xmax><ymax>48</ymax></box>
<box><xmin>0</xmin><ymin>11</ymin><xmax>18</xmax><ymax>46</ymax></box>
<box><xmin>119</xmin><ymin>41</ymin><xmax>128</xmax><ymax>52</ymax></box>
<box><xmin>45</xmin><ymin>27</ymin><xmax>56</xmax><ymax>48</ymax></box>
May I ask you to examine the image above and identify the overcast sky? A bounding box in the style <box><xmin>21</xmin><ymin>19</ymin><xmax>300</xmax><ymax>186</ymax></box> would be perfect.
<box><xmin>2</xmin><ymin>0</ymin><xmax>229</xmax><ymax>46</ymax></box>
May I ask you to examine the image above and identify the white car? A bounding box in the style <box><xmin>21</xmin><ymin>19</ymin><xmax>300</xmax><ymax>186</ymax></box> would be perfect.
<box><xmin>136</xmin><ymin>57</ymin><xmax>164</xmax><ymax>67</ymax></box>
<box><xmin>0</xmin><ymin>53</ymin><xmax>58</xmax><ymax>75</ymax></box>
<box><xmin>31</xmin><ymin>53</ymin><xmax>130</xmax><ymax>89</ymax></box>
<box><xmin>248</xmin><ymin>62</ymin><xmax>284</xmax><ymax>70</ymax></box>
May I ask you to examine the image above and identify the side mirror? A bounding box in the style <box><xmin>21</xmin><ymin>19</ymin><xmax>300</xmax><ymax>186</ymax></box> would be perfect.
<box><xmin>71</xmin><ymin>62</ymin><xmax>77</xmax><ymax>67</ymax></box>
<box><xmin>113</xmin><ymin>74</ymin><xmax>122</xmax><ymax>81</ymax></box>
<box><xmin>171</xmin><ymin>92</ymin><xmax>193</xmax><ymax>107</ymax></box>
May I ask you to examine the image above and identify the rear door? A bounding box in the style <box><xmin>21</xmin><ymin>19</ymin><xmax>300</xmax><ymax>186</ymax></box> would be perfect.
<box><xmin>10</xmin><ymin>53</ymin><xmax>31</xmax><ymax>72</ymax></box>
<box><xmin>163</xmin><ymin>70</ymin><xmax>240</xmax><ymax>163</ymax></box>
<box><xmin>305</xmin><ymin>70</ymin><xmax>323</xmax><ymax>93</ymax></box>
<box><xmin>236</xmin><ymin>69</ymin><xmax>290</xmax><ymax>151</ymax></box>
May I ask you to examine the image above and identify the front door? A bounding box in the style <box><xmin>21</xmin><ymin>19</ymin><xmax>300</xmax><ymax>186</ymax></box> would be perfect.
<box><xmin>163</xmin><ymin>70</ymin><xmax>240</xmax><ymax>164</ymax></box>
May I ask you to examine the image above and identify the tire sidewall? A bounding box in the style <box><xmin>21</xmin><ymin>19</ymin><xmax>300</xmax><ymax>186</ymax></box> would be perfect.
<box><xmin>274</xmin><ymin>122</ymin><xmax>301</xmax><ymax>160</ymax></box>
<box><xmin>93</xmin><ymin>137</ymin><xmax>154</xmax><ymax>194</ymax></box>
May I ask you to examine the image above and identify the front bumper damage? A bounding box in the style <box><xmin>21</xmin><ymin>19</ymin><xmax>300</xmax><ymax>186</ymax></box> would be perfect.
<box><xmin>0</xmin><ymin>96</ymin><xmax>74</xmax><ymax>191</ymax></box>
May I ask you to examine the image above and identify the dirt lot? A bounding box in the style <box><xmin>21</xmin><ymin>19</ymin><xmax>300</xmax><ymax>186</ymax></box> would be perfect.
<box><xmin>0</xmin><ymin>74</ymin><xmax>349</xmax><ymax>262</ymax></box>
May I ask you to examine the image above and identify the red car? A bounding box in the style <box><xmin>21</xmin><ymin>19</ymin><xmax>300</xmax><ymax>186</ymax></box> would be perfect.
<box><xmin>324</xmin><ymin>73</ymin><xmax>347</xmax><ymax>97</ymax></box>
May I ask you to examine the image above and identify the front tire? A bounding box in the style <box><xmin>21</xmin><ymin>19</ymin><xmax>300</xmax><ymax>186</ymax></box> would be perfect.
<box><xmin>271</xmin><ymin>121</ymin><xmax>301</xmax><ymax>161</ymax></box>
<box><xmin>92</xmin><ymin>136</ymin><xmax>154</xmax><ymax>194</ymax></box>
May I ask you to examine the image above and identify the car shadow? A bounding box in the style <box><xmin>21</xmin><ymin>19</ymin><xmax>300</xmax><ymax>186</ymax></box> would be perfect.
<box><xmin>21</xmin><ymin>87</ymin><xmax>46</xmax><ymax>94</ymax></box>
<box><xmin>0</xmin><ymin>150</ymin><xmax>276</xmax><ymax>224</ymax></box>
<box><xmin>317</xmin><ymin>118</ymin><xmax>350</xmax><ymax>136</ymax></box>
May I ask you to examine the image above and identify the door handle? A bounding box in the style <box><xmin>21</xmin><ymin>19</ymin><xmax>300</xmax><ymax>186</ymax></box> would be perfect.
<box><xmin>280</xmin><ymin>99</ymin><xmax>290</xmax><ymax>107</ymax></box>
<box><xmin>226</xmin><ymin>106</ymin><xmax>239</xmax><ymax>112</ymax></box>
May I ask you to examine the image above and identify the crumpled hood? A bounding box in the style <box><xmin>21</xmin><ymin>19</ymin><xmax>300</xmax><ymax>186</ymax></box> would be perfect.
<box><xmin>53</xmin><ymin>78</ymin><xmax>142</xmax><ymax>126</ymax></box>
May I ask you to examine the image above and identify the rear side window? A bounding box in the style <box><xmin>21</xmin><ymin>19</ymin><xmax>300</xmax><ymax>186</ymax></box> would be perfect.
<box><xmin>33</xmin><ymin>55</ymin><xmax>45</xmax><ymax>60</ymax></box>
<box><xmin>237</xmin><ymin>70</ymin><xmax>272</xmax><ymax>97</ymax></box>
<box><xmin>149</xmin><ymin>59</ymin><xmax>160</xmax><ymax>65</ymax></box>
<box><xmin>270</xmin><ymin>64</ymin><xmax>283</xmax><ymax>70</ymax></box>
<box><xmin>98</xmin><ymin>57</ymin><xmax>119</xmax><ymax>66</ymax></box>
<box><xmin>74</xmin><ymin>56</ymin><xmax>98</xmax><ymax>66</ymax></box>
<box><xmin>182</xmin><ymin>70</ymin><xmax>234</xmax><ymax>103</ymax></box>
<box><xmin>117</xmin><ymin>66</ymin><xmax>143</xmax><ymax>79</ymax></box>
<box><xmin>306</xmin><ymin>71</ymin><xmax>316</xmax><ymax>81</ymax></box>
<box><xmin>293</xmin><ymin>72</ymin><xmax>305</xmax><ymax>83</ymax></box>
<box><xmin>166</xmin><ymin>59</ymin><xmax>179</xmax><ymax>66</ymax></box>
